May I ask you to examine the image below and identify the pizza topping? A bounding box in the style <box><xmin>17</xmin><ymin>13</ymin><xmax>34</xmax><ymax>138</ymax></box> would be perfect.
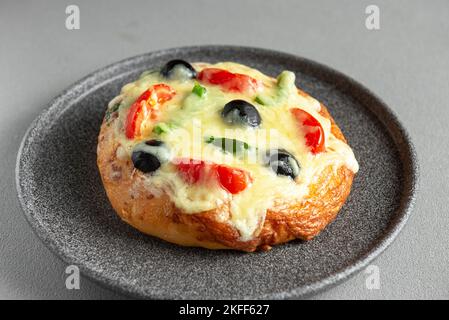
<box><xmin>215</xmin><ymin>165</ymin><xmax>252</xmax><ymax>194</ymax></box>
<box><xmin>110</xmin><ymin>61</ymin><xmax>359</xmax><ymax>241</ymax></box>
<box><xmin>160</xmin><ymin>59</ymin><xmax>197</xmax><ymax>80</ymax></box>
<box><xmin>221</xmin><ymin>100</ymin><xmax>261</xmax><ymax>128</ymax></box>
<box><xmin>192</xmin><ymin>82</ymin><xmax>207</xmax><ymax>97</ymax></box>
<box><xmin>131</xmin><ymin>140</ymin><xmax>172</xmax><ymax>173</ymax></box>
<box><xmin>291</xmin><ymin>108</ymin><xmax>325</xmax><ymax>154</ymax></box>
<box><xmin>206</xmin><ymin>136</ymin><xmax>251</xmax><ymax>157</ymax></box>
<box><xmin>255</xmin><ymin>71</ymin><xmax>296</xmax><ymax>106</ymax></box>
<box><xmin>176</xmin><ymin>159</ymin><xmax>207</xmax><ymax>184</ymax></box>
<box><xmin>198</xmin><ymin>68</ymin><xmax>262</xmax><ymax>94</ymax></box>
<box><xmin>125</xmin><ymin>84</ymin><xmax>176</xmax><ymax>139</ymax></box>
<box><xmin>176</xmin><ymin>159</ymin><xmax>252</xmax><ymax>194</ymax></box>
<box><xmin>265</xmin><ymin>149</ymin><xmax>301</xmax><ymax>179</ymax></box>
<box><xmin>152</xmin><ymin>122</ymin><xmax>172</xmax><ymax>135</ymax></box>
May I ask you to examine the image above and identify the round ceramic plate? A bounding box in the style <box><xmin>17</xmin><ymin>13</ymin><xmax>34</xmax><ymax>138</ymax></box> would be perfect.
<box><xmin>16</xmin><ymin>46</ymin><xmax>418</xmax><ymax>299</ymax></box>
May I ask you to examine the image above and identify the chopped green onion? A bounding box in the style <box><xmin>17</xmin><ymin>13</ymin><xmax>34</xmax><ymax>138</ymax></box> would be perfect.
<box><xmin>254</xmin><ymin>71</ymin><xmax>296</xmax><ymax>107</ymax></box>
<box><xmin>276</xmin><ymin>70</ymin><xmax>296</xmax><ymax>89</ymax></box>
<box><xmin>192</xmin><ymin>82</ymin><xmax>207</xmax><ymax>97</ymax></box>
<box><xmin>206</xmin><ymin>137</ymin><xmax>250</xmax><ymax>155</ymax></box>
<box><xmin>254</xmin><ymin>95</ymin><xmax>268</xmax><ymax>105</ymax></box>
<box><xmin>255</xmin><ymin>94</ymin><xmax>276</xmax><ymax>106</ymax></box>
<box><xmin>153</xmin><ymin>122</ymin><xmax>171</xmax><ymax>135</ymax></box>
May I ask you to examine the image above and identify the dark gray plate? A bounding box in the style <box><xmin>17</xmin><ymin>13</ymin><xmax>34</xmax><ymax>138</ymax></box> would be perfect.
<box><xmin>16</xmin><ymin>46</ymin><xmax>418</xmax><ymax>299</ymax></box>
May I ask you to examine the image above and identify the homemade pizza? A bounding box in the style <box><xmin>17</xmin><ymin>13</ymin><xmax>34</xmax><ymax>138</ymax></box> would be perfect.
<box><xmin>97</xmin><ymin>59</ymin><xmax>359</xmax><ymax>252</ymax></box>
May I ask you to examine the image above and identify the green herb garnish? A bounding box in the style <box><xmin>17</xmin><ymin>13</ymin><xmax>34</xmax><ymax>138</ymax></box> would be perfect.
<box><xmin>192</xmin><ymin>82</ymin><xmax>207</xmax><ymax>97</ymax></box>
<box><xmin>206</xmin><ymin>136</ymin><xmax>250</xmax><ymax>155</ymax></box>
<box><xmin>153</xmin><ymin>122</ymin><xmax>171</xmax><ymax>135</ymax></box>
<box><xmin>254</xmin><ymin>95</ymin><xmax>275</xmax><ymax>105</ymax></box>
<box><xmin>254</xmin><ymin>96</ymin><xmax>265</xmax><ymax>105</ymax></box>
<box><xmin>254</xmin><ymin>71</ymin><xmax>296</xmax><ymax>106</ymax></box>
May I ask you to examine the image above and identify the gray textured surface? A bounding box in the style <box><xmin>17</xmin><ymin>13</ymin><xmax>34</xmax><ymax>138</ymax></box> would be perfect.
<box><xmin>0</xmin><ymin>0</ymin><xmax>448</xmax><ymax>299</ymax></box>
<box><xmin>15</xmin><ymin>46</ymin><xmax>417</xmax><ymax>299</ymax></box>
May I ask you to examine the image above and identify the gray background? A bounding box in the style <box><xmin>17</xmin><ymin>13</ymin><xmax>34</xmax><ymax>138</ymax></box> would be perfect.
<box><xmin>0</xmin><ymin>0</ymin><xmax>447</xmax><ymax>299</ymax></box>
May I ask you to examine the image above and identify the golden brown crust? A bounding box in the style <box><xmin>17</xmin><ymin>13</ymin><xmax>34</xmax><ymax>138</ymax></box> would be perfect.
<box><xmin>97</xmin><ymin>92</ymin><xmax>354</xmax><ymax>252</ymax></box>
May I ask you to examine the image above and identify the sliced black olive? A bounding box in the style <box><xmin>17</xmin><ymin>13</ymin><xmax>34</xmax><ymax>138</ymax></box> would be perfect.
<box><xmin>144</xmin><ymin>140</ymin><xmax>164</xmax><ymax>147</ymax></box>
<box><xmin>131</xmin><ymin>140</ymin><xmax>170</xmax><ymax>173</ymax></box>
<box><xmin>265</xmin><ymin>149</ymin><xmax>300</xmax><ymax>179</ymax></box>
<box><xmin>221</xmin><ymin>100</ymin><xmax>261</xmax><ymax>127</ymax></box>
<box><xmin>160</xmin><ymin>59</ymin><xmax>197</xmax><ymax>80</ymax></box>
<box><xmin>132</xmin><ymin>151</ymin><xmax>160</xmax><ymax>173</ymax></box>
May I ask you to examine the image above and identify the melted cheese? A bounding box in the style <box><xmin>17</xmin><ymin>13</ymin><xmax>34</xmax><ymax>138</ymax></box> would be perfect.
<box><xmin>109</xmin><ymin>62</ymin><xmax>359</xmax><ymax>241</ymax></box>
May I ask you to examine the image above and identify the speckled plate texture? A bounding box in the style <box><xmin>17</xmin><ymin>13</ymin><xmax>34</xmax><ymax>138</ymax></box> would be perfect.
<box><xmin>16</xmin><ymin>46</ymin><xmax>418</xmax><ymax>299</ymax></box>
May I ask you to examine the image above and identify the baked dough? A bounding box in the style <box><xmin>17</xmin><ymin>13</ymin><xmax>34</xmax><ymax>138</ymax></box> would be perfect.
<box><xmin>97</xmin><ymin>61</ymin><xmax>358</xmax><ymax>252</ymax></box>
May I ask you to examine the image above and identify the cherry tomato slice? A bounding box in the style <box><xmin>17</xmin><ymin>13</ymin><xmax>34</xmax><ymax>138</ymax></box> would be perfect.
<box><xmin>215</xmin><ymin>164</ymin><xmax>252</xmax><ymax>194</ymax></box>
<box><xmin>291</xmin><ymin>108</ymin><xmax>325</xmax><ymax>154</ymax></box>
<box><xmin>151</xmin><ymin>84</ymin><xmax>176</xmax><ymax>104</ymax></box>
<box><xmin>125</xmin><ymin>84</ymin><xmax>175</xmax><ymax>139</ymax></box>
<box><xmin>198</xmin><ymin>68</ymin><xmax>262</xmax><ymax>94</ymax></box>
<box><xmin>176</xmin><ymin>159</ymin><xmax>208</xmax><ymax>184</ymax></box>
<box><xmin>176</xmin><ymin>159</ymin><xmax>252</xmax><ymax>194</ymax></box>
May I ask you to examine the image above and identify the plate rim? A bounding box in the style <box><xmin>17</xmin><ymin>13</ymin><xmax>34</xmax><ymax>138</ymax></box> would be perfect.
<box><xmin>15</xmin><ymin>45</ymin><xmax>419</xmax><ymax>299</ymax></box>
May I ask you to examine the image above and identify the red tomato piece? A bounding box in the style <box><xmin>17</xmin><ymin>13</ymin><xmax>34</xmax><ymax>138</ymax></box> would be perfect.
<box><xmin>175</xmin><ymin>158</ymin><xmax>252</xmax><ymax>194</ymax></box>
<box><xmin>125</xmin><ymin>99</ymin><xmax>145</xmax><ymax>139</ymax></box>
<box><xmin>125</xmin><ymin>84</ymin><xmax>175</xmax><ymax>139</ymax></box>
<box><xmin>198</xmin><ymin>68</ymin><xmax>262</xmax><ymax>94</ymax></box>
<box><xmin>291</xmin><ymin>108</ymin><xmax>325</xmax><ymax>154</ymax></box>
<box><xmin>151</xmin><ymin>84</ymin><xmax>176</xmax><ymax>104</ymax></box>
<box><xmin>176</xmin><ymin>159</ymin><xmax>208</xmax><ymax>184</ymax></box>
<box><xmin>215</xmin><ymin>164</ymin><xmax>252</xmax><ymax>194</ymax></box>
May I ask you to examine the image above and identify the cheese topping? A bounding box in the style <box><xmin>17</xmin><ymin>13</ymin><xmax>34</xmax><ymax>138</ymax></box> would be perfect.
<box><xmin>107</xmin><ymin>62</ymin><xmax>359</xmax><ymax>241</ymax></box>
